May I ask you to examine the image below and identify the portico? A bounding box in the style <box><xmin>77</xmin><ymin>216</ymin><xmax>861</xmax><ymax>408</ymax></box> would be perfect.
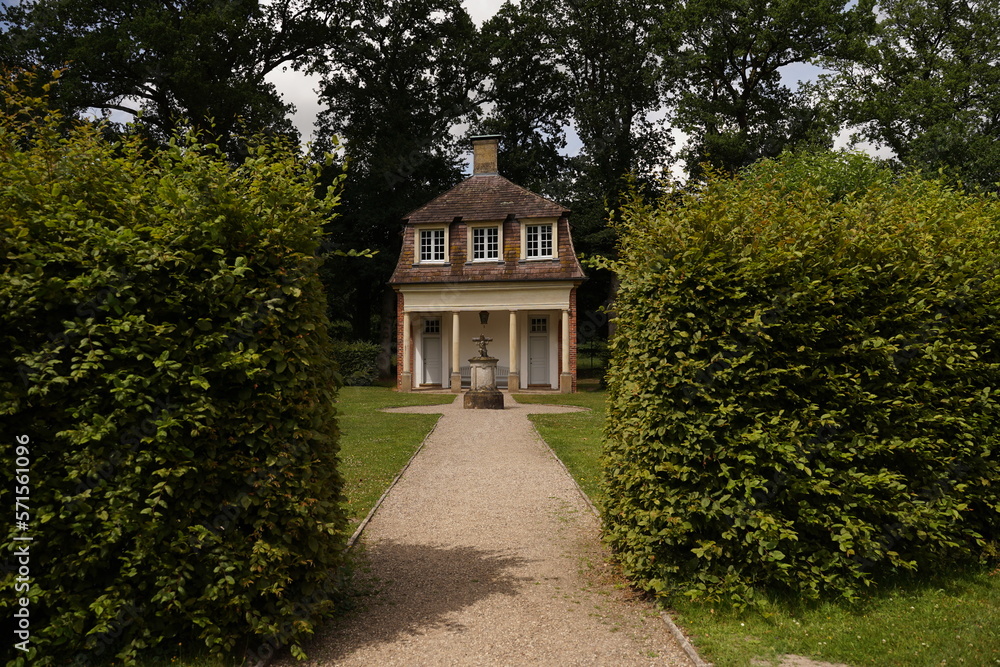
<box><xmin>397</xmin><ymin>282</ymin><xmax>577</xmax><ymax>392</ymax></box>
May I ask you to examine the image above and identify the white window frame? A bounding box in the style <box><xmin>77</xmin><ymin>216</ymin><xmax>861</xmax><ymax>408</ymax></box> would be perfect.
<box><xmin>417</xmin><ymin>227</ymin><xmax>448</xmax><ymax>264</ymax></box>
<box><xmin>529</xmin><ymin>316</ymin><xmax>548</xmax><ymax>333</ymax></box>
<box><xmin>468</xmin><ymin>223</ymin><xmax>502</xmax><ymax>262</ymax></box>
<box><xmin>521</xmin><ymin>220</ymin><xmax>557</xmax><ymax>260</ymax></box>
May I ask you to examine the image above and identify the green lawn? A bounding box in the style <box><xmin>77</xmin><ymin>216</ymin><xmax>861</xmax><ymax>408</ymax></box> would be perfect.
<box><xmin>336</xmin><ymin>386</ymin><xmax>455</xmax><ymax>523</ymax></box>
<box><xmin>512</xmin><ymin>386</ymin><xmax>607</xmax><ymax>502</ymax></box>
<box><xmin>508</xmin><ymin>388</ymin><xmax>1000</xmax><ymax>667</ymax></box>
<box><xmin>671</xmin><ymin>572</ymin><xmax>1000</xmax><ymax>666</ymax></box>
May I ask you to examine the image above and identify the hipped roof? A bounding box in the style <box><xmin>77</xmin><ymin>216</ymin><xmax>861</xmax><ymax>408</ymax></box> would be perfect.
<box><xmin>404</xmin><ymin>173</ymin><xmax>569</xmax><ymax>224</ymax></box>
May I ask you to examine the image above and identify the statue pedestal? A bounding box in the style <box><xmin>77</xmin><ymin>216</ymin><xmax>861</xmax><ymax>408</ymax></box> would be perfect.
<box><xmin>463</xmin><ymin>356</ymin><xmax>504</xmax><ymax>410</ymax></box>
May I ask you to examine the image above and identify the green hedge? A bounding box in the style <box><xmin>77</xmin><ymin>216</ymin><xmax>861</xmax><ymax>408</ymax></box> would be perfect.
<box><xmin>602</xmin><ymin>151</ymin><xmax>1000</xmax><ymax>606</ymax></box>
<box><xmin>330</xmin><ymin>340</ymin><xmax>381</xmax><ymax>386</ymax></box>
<box><xmin>0</xmin><ymin>72</ymin><xmax>347</xmax><ymax>665</ymax></box>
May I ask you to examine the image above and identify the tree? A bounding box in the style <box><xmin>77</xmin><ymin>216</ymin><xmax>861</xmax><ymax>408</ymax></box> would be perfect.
<box><xmin>309</xmin><ymin>0</ymin><xmax>483</xmax><ymax>372</ymax></box>
<box><xmin>666</xmin><ymin>0</ymin><xmax>874</xmax><ymax>176</ymax></box>
<box><xmin>541</xmin><ymin>0</ymin><xmax>673</xmax><ymax>256</ymax></box>
<box><xmin>475</xmin><ymin>2</ymin><xmax>572</xmax><ymax>197</ymax></box>
<box><xmin>825</xmin><ymin>0</ymin><xmax>1000</xmax><ymax>190</ymax></box>
<box><xmin>0</xmin><ymin>0</ymin><xmax>339</xmax><ymax>154</ymax></box>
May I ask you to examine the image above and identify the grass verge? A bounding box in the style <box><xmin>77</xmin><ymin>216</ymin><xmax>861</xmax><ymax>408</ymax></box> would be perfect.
<box><xmin>512</xmin><ymin>385</ymin><xmax>606</xmax><ymax>502</ymax></box>
<box><xmin>337</xmin><ymin>386</ymin><xmax>455</xmax><ymax>523</ymax></box>
<box><xmin>511</xmin><ymin>387</ymin><xmax>1000</xmax><ymax>666</ymax></box>
<box><xmin>671</xmin><ymin>570</ymin><xmax>1000</xmax><ymax>666</ymax></box>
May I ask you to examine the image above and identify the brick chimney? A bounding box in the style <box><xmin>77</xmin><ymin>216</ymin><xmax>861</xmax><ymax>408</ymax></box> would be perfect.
<box><xmin>471</xmin><ymin>135</ymin><xmax>500</xmax><ymax>175</ymax></box>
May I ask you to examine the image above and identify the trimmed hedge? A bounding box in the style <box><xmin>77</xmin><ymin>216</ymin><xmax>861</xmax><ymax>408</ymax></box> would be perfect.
<box><xmin>330</xmin><ymin>340</ymin><xmax>381</xmax><ymax>386</ymax></box>
<box><xmin>0</xmin><ymin>72</ymin><xmax>347</xmax><ymax>665</ymax></box>
<box><xmin>602</xmin><ymin>151</ymin><xmax>1000</xmax><ymax>606</ymax></box>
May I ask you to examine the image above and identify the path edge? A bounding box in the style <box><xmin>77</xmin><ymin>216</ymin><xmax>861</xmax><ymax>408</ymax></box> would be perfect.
<box><xmin>345</xmin><ymin>414</ymin><xmax>443</xmax><ymax>550</ymax></box>
<box><xmin>527</xmin><ymin>415</ymin><xmax>713</xmax><ymax>667</ymax></box>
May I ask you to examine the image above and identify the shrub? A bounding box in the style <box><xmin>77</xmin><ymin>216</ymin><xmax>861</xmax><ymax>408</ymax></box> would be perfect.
<box><xmin>330</xmin><ymin>340</ymin><xmax>381</xmax><ymax>386</ymax></box>
<box><xmin>602</xmin><ymin>150</ymin><xmax>1000</xmax><ymax>606</ymax></box>
<box><xmin>0</xmin><ymin>71</ymin><xmax>347</xmax><ymax>665</ymax></box>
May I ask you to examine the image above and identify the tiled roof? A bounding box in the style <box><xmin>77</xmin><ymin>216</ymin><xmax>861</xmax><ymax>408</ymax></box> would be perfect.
<box><xmin>404</xmin><ymin>173</ymin><xmax>568</xmax><ymax>224</ymax></box>
<box><xmin>389</xmin><ymin>216</ymin><xmax>587</xmax><ymax>285</ymax></box>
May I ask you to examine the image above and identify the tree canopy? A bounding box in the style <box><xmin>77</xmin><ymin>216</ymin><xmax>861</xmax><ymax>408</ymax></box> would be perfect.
<box><xmin>823</xmin><ymin>0</ymin><xmax>1000</xmax><ymax>190</ymax></box>
<box><xmin>3</xmin><ymin>0</ymin><xmax>998</xmax><ymax>353</ymax></box>
<box><xmin>0</xmin><ymin>0</ymin><xmax>341</xmax><ymax>153</ymax></box>
<box><xmin>668</xmin><ymin>0</ymin><xmax>874</xmax><ymax>175</ymax></box>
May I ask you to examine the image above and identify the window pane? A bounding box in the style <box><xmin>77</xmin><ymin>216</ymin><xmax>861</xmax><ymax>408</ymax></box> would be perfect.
<box><xmin>420</xmin><ymin>229</ymin><xmax>445</xmax><ymax>261</ymax></box>
<box><xmin>433</xmin><ymin>229</ymin><xmax>444</xmax><ymax>260</ymax></box>
<box><xmin>473</xmin><ymin>227</ymin><xmax>499</xmax><ymax>260</ymax></box>
<box><xmin>526</xmin><ymin>224</ymin><xmax>552</xmax><ymax>258</ymax></box>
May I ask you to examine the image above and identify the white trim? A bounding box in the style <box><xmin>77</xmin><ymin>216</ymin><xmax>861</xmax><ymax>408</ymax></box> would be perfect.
<box><xmin>519</xmin><ymin>217</ymin><xmax>559</xmax><ymax>260</ymax></box>
<box><xmin>466</xmin><ymin>221</ymin><xmax>503</xmax><ymax>262</ymax></box>
<box><xmin>398</xmin><ymin>281</ymin><xmax>573</xmax><ymax>312</ymax></box>
<box><xmin>416</xmin><ymin>226</ymin><xmax>449</xmax><ymax>264</ymax></box>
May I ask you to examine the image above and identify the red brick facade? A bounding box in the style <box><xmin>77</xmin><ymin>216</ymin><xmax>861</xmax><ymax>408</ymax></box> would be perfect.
<box><xmin>395</xmin><ymin>291</ymin><xmax>404</xmax><ymax>390</ymax></box>
<box><xmin>570</xmin><ymin>286</ymin><xmax>578</xmax><ymax>393</ymax></box>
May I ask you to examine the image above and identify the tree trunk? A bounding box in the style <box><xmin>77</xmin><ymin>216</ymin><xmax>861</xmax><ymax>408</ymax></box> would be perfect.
<box><xmin>377</xmin><ymin>286</ymin><xmax>396</xmax><ymax>380</ymax></box>
<box><xmin>605</xmin><ymin>274</ymin><xmax>619</xmax><ymax>339</ymax></box>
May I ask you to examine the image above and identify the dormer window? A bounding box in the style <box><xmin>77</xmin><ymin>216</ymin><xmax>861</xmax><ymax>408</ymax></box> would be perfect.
<box><xmin>525</xmin><ymin>223</ymin><xmax>553</xmax><ymax>259</ymax></box>
<box><xmin>419</xmin><ymin>228</ymin><xmax>446</xmax><ymax>263</ymax></box>
<box><xmin>471</xmin><ymin>225</ymin><xmax>500</xmax><ymax>261</ymax></box>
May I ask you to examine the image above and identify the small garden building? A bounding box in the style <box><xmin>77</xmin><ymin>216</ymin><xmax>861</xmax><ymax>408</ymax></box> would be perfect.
<box><xmin>390</xmin><ymin>136</ymin><xmax>586</xmax><ymax>392</ymax></box>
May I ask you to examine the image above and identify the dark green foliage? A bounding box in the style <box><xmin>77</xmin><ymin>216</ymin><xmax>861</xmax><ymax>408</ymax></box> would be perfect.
<box><xmin>0</xmin><ymin>72</ymin><xmax>347</xmax><ymax>665</ymax></box>
<box><xmin>824</xmin><ymin>0</ymin><xmax>1000</xmax><ymax>192</ymax></box>
<box><xmin>667</xmin><ymin>0</ymin><xmax>874</xmax><ymax>177</ymax></box>
<box><xmin>330</xmin><ymin>340</ymin><xmax>381</xmax><ymax>386</ymax></box>
<box><xmin>602</xmin><ymin>150</ymin><xmax>1000</xmax><ymax>606</ymax></box>
<box><xmin>0</xmin><ymin>0</ymin><xmax>337</xmax><ymax>156</ymax></box>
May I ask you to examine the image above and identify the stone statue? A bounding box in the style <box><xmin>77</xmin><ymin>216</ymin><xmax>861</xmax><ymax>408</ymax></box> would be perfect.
<box><xmin>465</xmin><ymin>332</ymin><xmax>503</xmax><ymax>409</ymax></box>
<box><xmin>473</xmin><ymin>333</ymin><xmax>493</xmax><ymax>358</ymax></box>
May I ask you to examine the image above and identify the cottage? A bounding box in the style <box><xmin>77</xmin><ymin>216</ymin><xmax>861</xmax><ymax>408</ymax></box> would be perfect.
<box><xmin>390</xmin><ymin>136</ymin><xmax>587</xmax><ymax>393</ymax></box>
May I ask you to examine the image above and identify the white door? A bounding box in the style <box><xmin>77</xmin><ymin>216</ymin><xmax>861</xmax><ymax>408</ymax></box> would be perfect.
<box><xmin>422</xmin><ymin>319</ymin><xmax>442</xmax><ymax>385</ymax></box>
<box><xmin>528</xmin><ymin>317</ymin><xmax>549</xmax><ymax>386</ymax></box>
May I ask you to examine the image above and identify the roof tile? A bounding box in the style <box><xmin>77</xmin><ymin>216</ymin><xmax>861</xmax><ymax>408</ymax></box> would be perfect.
<box><xmin>405</xmin><ymin>173</ymin><xmax>568</xmax><ymax>224</ymax></box>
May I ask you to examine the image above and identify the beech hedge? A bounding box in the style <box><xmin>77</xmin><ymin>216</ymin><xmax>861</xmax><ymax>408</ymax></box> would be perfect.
<box><xmin>329</xmin><ymin>340</ymin><xmax>380</xmax><ymax>386</ymax></box>
<box><xmin>0</xmin><ymin>73</ymin><xmax>347</xmax><ymax>665</ymax></box>
<box><xmin>602</xmin><ymin>151</ymin><xmax>1000</xmax><ymax>606</ymax></box>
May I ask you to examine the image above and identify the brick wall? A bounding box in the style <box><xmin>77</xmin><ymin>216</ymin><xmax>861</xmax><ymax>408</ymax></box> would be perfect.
<box><xmin>570</xmin><ymin>285</ymin><xmax>578</xmax><ymax>392</ymax></box>
<box><xmin>395</xmin><ymin>291</ymin><xmax>404</xmax><ymax>390</ymax></box>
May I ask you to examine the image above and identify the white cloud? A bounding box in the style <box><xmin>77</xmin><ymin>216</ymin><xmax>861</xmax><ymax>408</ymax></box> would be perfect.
<box><xmin>265</xmin><ymin>66</ymin><xmax>323</xmax><ymax>146</ymax></box>
<box><xmin>463</xmin><ymin>0</ymin><xmax>511</xmax><ymax>25</ymax></box>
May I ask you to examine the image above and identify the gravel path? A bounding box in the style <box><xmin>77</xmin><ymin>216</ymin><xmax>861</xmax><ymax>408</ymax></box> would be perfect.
<box><xmin>275</xmin><ymin>393</ymin><xmax>695</xmax><ymax>666</ymax></box>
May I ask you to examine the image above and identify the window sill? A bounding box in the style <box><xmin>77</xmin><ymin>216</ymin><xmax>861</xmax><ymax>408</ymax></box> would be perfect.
<box><xmin>412</xmin><ymin>261</ymin><xmax>450</xmax><ymax>267</ymax></box>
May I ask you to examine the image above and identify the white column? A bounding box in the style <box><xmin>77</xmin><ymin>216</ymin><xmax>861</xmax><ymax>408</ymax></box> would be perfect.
<box><xmin>400</xmin><ymin>311</ymin><xmax>412</xmax><ymax>392</ymax></box>
<box><xmin>508</xmin><ymin>310</ymin><xmax>520</xmax><ymax>391</ymax></box>
<box><xmin>451</xmin><ymin>311</ymin><xmax>462</xmax><ymax>392</ymax></box>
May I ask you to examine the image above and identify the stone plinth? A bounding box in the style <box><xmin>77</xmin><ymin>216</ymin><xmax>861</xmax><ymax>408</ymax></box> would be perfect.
<box><xmin>463</xmin><ymin>356</ymin><xmax>504</xmax><ymax>410</ymax></box>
